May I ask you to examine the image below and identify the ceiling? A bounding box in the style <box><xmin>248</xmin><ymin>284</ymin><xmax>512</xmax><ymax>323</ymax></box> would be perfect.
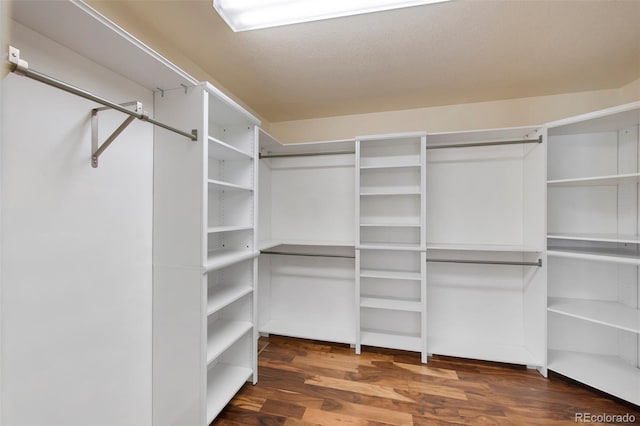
<box><xmin>86</xmin><ymin>0</ymin><xmax>640</xmax><ymax>123</ymax></box>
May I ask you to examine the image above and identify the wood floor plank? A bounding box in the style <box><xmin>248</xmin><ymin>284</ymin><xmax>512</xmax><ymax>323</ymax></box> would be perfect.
<box><xmin>320</xmin><ymin>398</ymin><xmax>414</xmax><ymax>426</ymax></box>
<box><xmin>212</xmin><ymin>337</ymin><xmax>640</xmax><ymax>426</ymax></box>
<box><xmin>305</xmin><ymin>376</ymin><xmax>415</xmax><ymax>402</ymax></box>
<box><xmin>392</xmin><ymin>361</ymin><xmax>459</xmax><ymax>380</ymax></box>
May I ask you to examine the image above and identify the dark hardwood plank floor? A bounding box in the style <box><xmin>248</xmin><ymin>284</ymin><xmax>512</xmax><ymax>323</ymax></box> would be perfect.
<box><xmin>213</xmin><ymin>336</ymin><xmax>640</xmax><ymax>425</ymax></box>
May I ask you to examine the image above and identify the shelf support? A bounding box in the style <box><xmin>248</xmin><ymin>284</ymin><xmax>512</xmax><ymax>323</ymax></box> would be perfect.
<box><xmin>7</xmin><ymin>45</ymin><xmax>198</xmax><ymax>168</ymax></box>
<box><xmin>91</xmin><ymin>102</ymin><xmax>141</xmax><ymax>168</ymax></box>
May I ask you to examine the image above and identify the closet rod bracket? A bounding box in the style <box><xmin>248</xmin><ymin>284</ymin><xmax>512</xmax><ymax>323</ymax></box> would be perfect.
<box><xmin>8</xmin><ymin>45</ymin><xmax>28</xmax><ymax>74</ymax></box>
<box><xmin>91</xmin><ymin>101</ymin><xmax>143</xmax><ymax>168</ymax></box>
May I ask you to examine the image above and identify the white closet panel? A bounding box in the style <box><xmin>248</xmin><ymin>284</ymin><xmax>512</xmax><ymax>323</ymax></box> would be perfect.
<box><xmin>546</xmin><ymin>101</ymin><xmax>640</xmax><ymax>405</ymax></box>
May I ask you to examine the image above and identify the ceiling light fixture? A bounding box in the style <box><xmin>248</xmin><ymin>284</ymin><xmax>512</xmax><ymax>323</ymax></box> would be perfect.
<box><xmin>213</xmin><ymin>0</ymin><xmax>451</xmax><ymax>32</ymax></box>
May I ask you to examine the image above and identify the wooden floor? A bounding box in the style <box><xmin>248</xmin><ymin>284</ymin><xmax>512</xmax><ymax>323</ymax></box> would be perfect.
<box><xmin>213</xmin><ymin>336</ymin><xmax>640</xmax><ymax>425</ymax></box>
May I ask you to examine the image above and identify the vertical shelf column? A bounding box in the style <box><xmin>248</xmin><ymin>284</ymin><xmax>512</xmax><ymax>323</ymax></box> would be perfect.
<box><xmin>355</xmin><ymin>132</ymin><xmax>428</xmax><ymax>362</ymax></box>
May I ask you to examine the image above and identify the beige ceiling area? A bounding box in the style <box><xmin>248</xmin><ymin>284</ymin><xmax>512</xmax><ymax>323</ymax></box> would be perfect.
<box><xmin>86</xmin><ymin>0</ymin><xmax>640</xmax><ymax>123</ymax></box>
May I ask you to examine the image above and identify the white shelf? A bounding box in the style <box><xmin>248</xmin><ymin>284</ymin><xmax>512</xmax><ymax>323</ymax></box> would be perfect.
<box><xmin>547</xmin><ymin>248</ymin><xmax>640</xmax><ymax>265</ymax></box>
<box><xmin>427</xmin><ymin>242</ymin><xmax>542</xmax><ymax>253</ymax></box>
<box><xmin>548</xmin><ymin>298</ymin><xmax>640</xmax><ymax>334</ymax></box>
<box><xmin>547</xmin><ymin>233</ymin><xmax>640</xmax><ymax>244</ymax></box>
<box><xmin>360</xmin><ymin>163</ymin><xmax>420</xmax><ymax>170</ymax></box>
<box><xmin>360</xmin><ymin>297</ymin><xmax>422</xmax><ymax>312</ymax></box>
<box><xmin>208</xmin><ymin>179</ymin><xmax>253</xmax><ymax>192</ymax></box>
<box><xmin>360</xmin><ymin>269</ymin><xmax>421</xmax><ymax>281</ymax></box>
<box><xmin>429</xmin><ymin>338</ymin><xmax>541</xmax><ymax>366</ymax></box>
<box><xmin>358</xmin><ymin>243</ymin><xmax>423</xmax><ymax>251</ymax></box>
<box><xmin>360</xmin><ymin>189</ymin><xmax>420</xmax><ymax>196</ymax></box>
<box><xmin>206</xmin><ymin>363</ymin><xmax>253</xmax><ymax>424</ymax></box>
<box><xmin>206</xmin><ymin>320</ymin><xmax>253</xmax><ymax>365</ymax></box>
<box><xmin>547</xmin><ymin>173</ymin><xmax>640</xmax><ymax>187</ymax></box>
<box><xmin>205</xmin><ymin>249</ymin><xmax>259</xmax><ymax>272</ymax></box>
<box><xmin>260</xmin><ymin>319</ymin><xmax>355</xmax><ymax>345</ymax></box>
<box><xmin>360</xmin><ymin>223</ymin><xmax>421</xmax><ymax>228</ymax></box>
<box><xmin>207</xmin><ymin>285</ymin><xmax>253</xmax><ymax>316</ymax></box>
<box><xmin>208</xmin><ymin>136</ymin><xmax>254</xmax><ymax>160</ymax></box>
<box><xmin>360</xmin><ymin>329</ymin><xmax>422</xmax><ymax>352</ymax></box>
<box><xmin>208</xmin><ymin>225</ymin><xmax>253</xmax><ymax>234</ymax></box>
<box><xmin>548</xmin><ymin>350</ymin><xmax>640</xmax><ymax>405</ymax></box>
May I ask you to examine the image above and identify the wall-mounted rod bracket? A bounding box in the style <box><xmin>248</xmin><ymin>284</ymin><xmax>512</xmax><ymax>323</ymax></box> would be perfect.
<box><xmin>91</xmin><ymin>101</ymin><xmax>142</xmax><ymax>168</ymax></box>
<box><xmin>7</xmin><ymin>45</ymin><xmax>198</xmax><ymax>168</ymax></box>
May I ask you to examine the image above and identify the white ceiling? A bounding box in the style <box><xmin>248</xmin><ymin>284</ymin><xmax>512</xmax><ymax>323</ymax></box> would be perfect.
<box><xmin>87</xmin><ymin>0</ymin><xmax>640</xmax><ymax>123</ymax></box>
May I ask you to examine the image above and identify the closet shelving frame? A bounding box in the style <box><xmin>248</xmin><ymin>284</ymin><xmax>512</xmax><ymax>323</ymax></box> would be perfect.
<box><xmin>425</xmin><ymin>126</ymin><xmax>547</xmax><ymax>371</ymax></box>
<box><xmin>546</xmin><ymin>101</ymin><xmax>640</xmax><ymax>405</ymax></box>
<box><xmin>355</xmin><ymin>132</ymin><xmax>428</xmax><ymax>362</ymax></box>
<box><xmin>257</xmin><ymin>130</ymin><xmax>358</xmax><ymax>345</ymax></box>
<box><xmin>153</xmin><ymin>81</ymin><xmax>260</xmax><ymax>425</ymax></box>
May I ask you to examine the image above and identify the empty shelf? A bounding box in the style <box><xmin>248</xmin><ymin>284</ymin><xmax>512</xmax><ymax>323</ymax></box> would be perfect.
<box><xmin>429</xmin><ymin>337</ymin><xmax>541</xmax><ymax>366</ymax></box>
<box><xmin>208</xmin><ymin>179</ymin><xmax>253</xmax><ymax>192</ymax></box>
<box><xmin>358</xmin><ymin>243</ymin><xmax>423</xmax><ymax>251</ymax></box>
<box><xmin>360</xmin><ymin>297</ymin><xmax>422</xmax><ymax>312</ymax></box>
<box><xmin>360</xmin><ymin>269</ymin><xmax>421</xmax><ymax>281</ymax></box>
<box><xmin>360</xmin><ymin>223</ymin><xmax>421</xmax><ymax>228</ymax></box>
<box><xmin>548</xmin><ymin>350</ymin><xmax>640</xmax><ymax>406</ymax></box>
<box><xmin>206</xmin><ymin>363</ymin><xmax>253</xmax><ymax>424</ymax></box>
<box><xmin>205</xmin><ymin>249</ymin><xmax>259</xmax><ymax>272</ymax></box>
<box><xmin>207</xmin><ymin>285</ymin><xmax>253</xmax><ymax>316</ymax></box>
<box><xmin>547</xmin><ymin>173</ymin><xmax>640</xmax><ymax>187</ymax></box>
<box><xmin>208</xmin><ymin>136</ymin><xmax>253</xmax><ymax>160</ymax></box>
<box><xmin>547</xmin><ymin>248</ymin><xmax>640</xmax><ymax>265</ymax></box>
<box><xmin>206</xmin><ymin>320</ymin><xmax>253</xmax><ymax>365</ymax></box>
<box><xmin>360</xmin><ymin>329</ymin><xmax>422</xmax><ymax>352</ymax></box>
<box><xmin>547</xmin><ymin>233</ymin><xmax>640</xmax><ymax>244</ymax></box>
<box><xmin>427</xmin><ymin>243</ymin><xmax>542</xmax><ymax>253</ymax></box>
<box><xmin>360</xmin><ymin>163</ymin><xmax>420</xmax><ymax>170</ymax></box>
<box><xmin>548</xmin><ymin>298</ymin><xmax>640</xmax><ymax>334</ymax></box>
<box><xmin>260</xmin><ymin>319</ymin><xmax>355</xmax><ymax>345</ymax></box>
<box><xmin>360</xmin><ymin>189</ymin><xmax>420</xmax><ymax>196</ymax></box>
<box><xmin>208</xmin><ymin>225</ymin><xmax>253</xmax><ymax>234</ymax></box>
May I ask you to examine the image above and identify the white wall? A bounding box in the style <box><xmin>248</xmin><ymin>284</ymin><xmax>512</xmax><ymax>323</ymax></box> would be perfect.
<box><xmin>1</xmin><ymin>22</ymin><xmax>152</xmax><ymax>425</ymax></box>
<box><xmin>267</xmin><ymin>81</ymin><xmax>640</xmax><ymax>143</ymax></box>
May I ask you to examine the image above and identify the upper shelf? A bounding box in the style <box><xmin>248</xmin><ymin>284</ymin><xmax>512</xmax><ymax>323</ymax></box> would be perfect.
<box><xmin>11</xmin><ymin>1</ymin><xmax>197</xmax><ymax>92</ymax></box>
<box><xmin>547</xmin><ymin>173</ymin><xmax>640</xmax><ymax>187</ymax></box>
<box><xmin>546</xmin><ymin>102</ymin><xmax>640</xmax><ymax>136</ymax></box>
<box><xmin>208</xmin><ymin>179</ymin><xmax>253</xmax><ymax>192</ymax></box>
<box><xmin>548</xmin><ymin>233</ymin><xmax>640</xmax><ymax>245</ymax></box>
<box><xmin>208</xmin><ymin>137</ymin><xmax>253</xmax><ymax>161</ymax></box>
<box><xmin>426</xmin><ymin>243</ymin><xmax>543</xmax><ymax>253</ymax></box>
<box><xmin>547</xmin><ymin>248</ymin><xmax>640</xmax><ymax>265</ymax></box>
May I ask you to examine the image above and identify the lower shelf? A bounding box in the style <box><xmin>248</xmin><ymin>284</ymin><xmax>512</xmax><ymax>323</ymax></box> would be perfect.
<box><xmin>260</xmin><ymin>319</ymin><xmax>355</xmax><ymax>345</ymax></box>
<box><xmin>206</xmin><ymin>363</ymin><xmax>253</xmax><ymax>424</ymax></box>
<box><xmin>429</xmin><ymin>337</ymin><xmax>541</xmax><ymax>366</ymax></box>
<box><xmin>360</xmin><ymin>329</ymin><xmax>423</xmax><ymax>352</ymax></box>
<box><xmin>548</xmin><ymin>350</ymin><xmax>640</xmax><ymax>405</ymax></box>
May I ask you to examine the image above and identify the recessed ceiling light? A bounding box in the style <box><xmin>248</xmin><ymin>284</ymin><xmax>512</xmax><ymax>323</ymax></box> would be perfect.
<box><xmin>213</xmin><ymin>0</ymin><xmax>452</xmax><ymax>32</ymax></box>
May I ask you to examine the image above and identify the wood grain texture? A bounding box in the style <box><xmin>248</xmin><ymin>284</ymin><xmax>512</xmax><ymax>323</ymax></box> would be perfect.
<box><xmin>213</xmin><ymin>336</ymin><xmax>640</xmax><ymax>425</ymax></box>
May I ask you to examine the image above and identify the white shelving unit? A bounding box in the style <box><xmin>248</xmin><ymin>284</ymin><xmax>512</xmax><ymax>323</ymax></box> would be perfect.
<box><xmin>257</xmin><ymin>130</ymin><xmax>357</xmax><ymax>345</ymax></box>
<box><xmin>546</xmin><ymin>101</ymin><xmax>640</xmax><ymax>405</ymax></box>
<box><xmin>425</xmin><ymin>127</ymin><xmax>547</xmax><ymax>372</ymax></box>
<box><xmin>153</xmin><ymin>82</ymin><xmax>260</xmax><ymax>425</ymax></box>
<box><xmin>355</xmin><ymin>132</ymin><xmax>428</xmax><ymax>362</ymax></box>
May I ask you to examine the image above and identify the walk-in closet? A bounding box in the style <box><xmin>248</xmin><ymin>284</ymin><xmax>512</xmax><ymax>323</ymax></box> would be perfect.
<box><xmin>2</xmin><ymin>0</ymin><xmax>639</xmax><ymax>425</ymax></box>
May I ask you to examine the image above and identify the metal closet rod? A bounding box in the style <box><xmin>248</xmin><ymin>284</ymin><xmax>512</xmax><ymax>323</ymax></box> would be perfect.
<box><xmin>7</xmin><ymin>46</ymin><xmax>197</xmax><ymax>142</ymax></box>
<box><xmin>427</xmin><ymin>258</ymin><xmax>543</xmax><ymax>267</ymax></box>
<box><xmin>259</xmin><ymin>150</ymin><xmax>355</xmax><ymax>159</ymax></box>
<box><xmin>261</xmin><ymin>250</ymin><xmax>355</xmax><ymax>259</ymax></box>
<box><xmin>426</xmin><ymin>135</ymin><xmax>542</xmax><ymax>150</ymax></box>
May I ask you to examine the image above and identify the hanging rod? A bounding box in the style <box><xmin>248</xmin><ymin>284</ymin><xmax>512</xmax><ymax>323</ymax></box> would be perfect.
<box><xmin>426</xmin><ymin>135</ymin><xmax>542</xmax><ymax>150</ymax></box>
<box><xmin>7</xmin><ymin>46</ymin><xmax>198</xmax><ymax>142</ymax></box>
<box><xmin>259</xmin><ymin>150</ymin><xmax>355</xmax><ymax>159</ymax></box>
<box><xmin>427</xmin><ymin>258</ymin><xmax>542</xmax><ymax>267</ymax></box>
<box><xmin>261</xmin><ymin>250</ymin><xmax>355</xmax><ymax>259</ymax></box>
